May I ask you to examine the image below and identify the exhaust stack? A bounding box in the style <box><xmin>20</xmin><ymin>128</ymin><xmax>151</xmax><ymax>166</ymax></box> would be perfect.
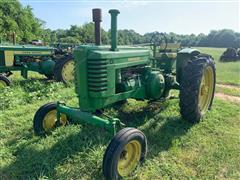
<box><xmin>92</xmin><ymin>8</ymin><xmax>102</xmax><ymax>45</ymax></box>
<box><xmin>109</xmin><ymin>9</ymin><xmax>120</xmax><ymax>51</ymax></box>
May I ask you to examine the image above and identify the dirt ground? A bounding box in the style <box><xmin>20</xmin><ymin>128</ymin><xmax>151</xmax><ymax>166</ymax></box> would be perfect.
<box><xmin>215</xmin><ymin>84</ymin><xmax>240</xmax><ymax>104</ymax></box>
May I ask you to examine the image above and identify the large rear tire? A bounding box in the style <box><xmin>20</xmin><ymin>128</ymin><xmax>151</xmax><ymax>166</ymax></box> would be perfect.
<box><xmin>54</xmin><ymin>55</ymin><xmax>74</xmax><ymax>83</ymax></box>
<box><xmin>0</xmin><ymin>75</ymin><xmax>11</xmax><ymax>89</ymax></box>
<box><xmin>179</xmin><ymin>56</ymin><xmax>216</xmax><ymax>123</ymax></box>
<box><xmin>103</xmin><ymin>128</ymin><xmax>147</xmax><ymax>180</ymax></box>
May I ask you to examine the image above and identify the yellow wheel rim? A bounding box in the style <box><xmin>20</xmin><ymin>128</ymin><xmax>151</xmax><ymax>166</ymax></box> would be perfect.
<box><xmin>198</xmin><ymin>66</ymin><xmax>214</xmax><ymax>114</ymax></box>
<box><xmin>42</xmin><ymin>110</ymin><xmax>68</xmax><ymax>132</ymax></box>
<box><xmin>0</xmin><ymin>80</ymin><xmax>7</xmax><ymax>88</ymax></box>
<box><xmin>117</xmin><ymin>140</ymin><xmax>141</xmax><ymax>177</ymax></box>
<box><xmin>61</xmin><ymin>60</ymin><xmax>74</xmax><ymax>82</ymax></box>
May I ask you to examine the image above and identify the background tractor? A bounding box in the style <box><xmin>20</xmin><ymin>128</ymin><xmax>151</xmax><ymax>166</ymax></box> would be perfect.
<box><xmin>220</xmin><ymin>47</ymin><xmax>240</xmax><ymax>62</ymax></box>
<box><xmin>0</xmin><ymin>43</ymin><xmax>74</xmax><ymax>88</ymax></box>
<box><xmin>33</xmin><ymin>9</ymin><xmax>216</xmax><ymax>179</ymax></box>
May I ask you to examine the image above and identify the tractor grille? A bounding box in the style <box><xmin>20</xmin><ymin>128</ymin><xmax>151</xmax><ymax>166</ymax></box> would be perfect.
<box><xmin>87</xmin><ymin>59</ymin><xmax>108</xmax><ymax>92</ymax></box>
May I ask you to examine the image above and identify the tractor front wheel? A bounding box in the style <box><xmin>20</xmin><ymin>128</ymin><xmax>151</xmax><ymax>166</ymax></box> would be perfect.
<box><xmin>54</xmin><ymin>55</ymin><xmax>74</xmax><ymax>83</ymax></box>
<box><xmin>103</xmin><ymin>128</ymin><xmax>147</xmax><ymax>179</ymax></box>
<box><xmin>0</xmin><ymin>75</ymin><xmax>11</xmax><ymax>88</ymax></box>
<box><xmin>179</xmin><ymin>56</ymin><xmax>216</xmax><ymax>123</ymax></box>
<box><xmin>33</xmin><ymin>102</ymin><xmax>68</xmax><ymax>136</ymax></box>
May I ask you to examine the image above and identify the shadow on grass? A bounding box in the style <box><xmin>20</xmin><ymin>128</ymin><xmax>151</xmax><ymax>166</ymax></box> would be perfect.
<box><xmin>1</xmin><ymin>126</ymin><xmax>109</xmax><ymax>179</ymax></box>
<box><xmin>13</xmin><ymin>77</ymin><xmax>50</xmax><ymax>84</ymax></box>
<box><xmin>113</xmin><ymin>99</ymin><xmax>194</xmax><ymax>157</ymax></box>
<box><xmin>1</xmin><ymin>100</ymin><xmax>194</xmax><ymax>179</ymax></box>
<box><xmin>114</xmin><ymin>100</ymin><xmax>171</xmax><ymax>127</ymax></box>
<box><xmin>143</xmin><ymin>116</ymin><xmax>193</xmax><ymax>158</ymax></box>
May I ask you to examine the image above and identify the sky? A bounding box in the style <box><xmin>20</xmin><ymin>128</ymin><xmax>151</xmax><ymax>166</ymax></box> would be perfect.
<box><xmin>20</xmin><ymin>0</ymin><xmax>240</xmax><ymax>35</ymax></box>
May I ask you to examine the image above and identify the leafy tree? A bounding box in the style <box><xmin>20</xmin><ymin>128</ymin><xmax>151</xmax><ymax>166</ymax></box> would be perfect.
<box><xmin>0</xmin><ymin>0</ymin><xmax>43</xmax><ymax>43</ymax></box>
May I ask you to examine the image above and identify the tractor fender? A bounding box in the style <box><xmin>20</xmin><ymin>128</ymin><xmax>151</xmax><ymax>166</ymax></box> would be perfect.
<box><xmin>178</xmin><ymin>48</ymin><xmax>200</xmax><ymax>55</ymax></box>
<box><xmin>176</xmin><ymin>48</ymin><xmax>200</xmax><ymax>84</ymax></box>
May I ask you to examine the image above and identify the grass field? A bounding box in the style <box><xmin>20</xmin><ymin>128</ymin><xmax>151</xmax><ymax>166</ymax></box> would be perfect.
<box><xmin>197</xmin><ymin>47</ymin><xmax>240</xmax><ymax>86</ymax></box>
<box><xmin>0</xmin><ymin>47</ymin><xmax>240</xmax><ymax>179</ymax></box>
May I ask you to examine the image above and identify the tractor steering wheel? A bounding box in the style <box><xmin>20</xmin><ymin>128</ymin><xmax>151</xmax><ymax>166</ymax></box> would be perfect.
<box><xmin>150</xmin><ymin>32</ymin><xmax>168</xmax><ymax>52</ymax></box>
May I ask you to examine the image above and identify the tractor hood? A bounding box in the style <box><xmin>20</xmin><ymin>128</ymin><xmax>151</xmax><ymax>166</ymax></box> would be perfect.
<box><xmin>0</xmin><ymin>45</ymin><xmax>53</xmax><ymax>52</ymax></box>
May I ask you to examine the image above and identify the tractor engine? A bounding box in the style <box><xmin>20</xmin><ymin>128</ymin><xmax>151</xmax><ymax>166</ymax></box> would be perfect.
<box><xmin>116</xmin><ymin>65</ymin><xmax>165</xmax><ymax>99</ymax></box>
<box><xmin>116</xmin><ymin>65</ymin><xmax>144</xmax><ymax>93</ymax></box>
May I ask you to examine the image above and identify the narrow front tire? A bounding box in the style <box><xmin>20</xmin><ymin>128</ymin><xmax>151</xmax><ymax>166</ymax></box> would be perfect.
<box><xmin>33</xmin><ymin>102</ymin><xmax>68</xmax><ymax>136</ymax></box>
<box><xmin>103</xmin><ymin>127</ymin><xmax>147</xmax><ymax>179</ymax></box>
<box><xmin>0</xmin><ymin>75</ymin><xmax>11</xmax><ymax>88</ymax></box>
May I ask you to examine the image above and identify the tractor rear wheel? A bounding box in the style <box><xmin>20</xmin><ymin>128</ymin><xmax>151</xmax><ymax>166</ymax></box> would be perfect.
<box><xmin>179</xmin><ymin>56</ymin><xmax>216</xmax><ymax>123</ymax></box>
<box><xmin>0</xmin><ymin>75</ymin><xmax>11</xmax><ymax>88</ymax></box>
<box><xmin>33</xmin><ymin>102</ymin><xmax>68</xmax><ymax>136</ymax></box>
<box><xmin>103</xmin><ymin>128</ymin><xmax>147</xmax><ymax>179</ymax></box>
<box><xmin>54</xmin><ymin>55</ymin><xmax>74</xmax><ymax>83</ymax></box>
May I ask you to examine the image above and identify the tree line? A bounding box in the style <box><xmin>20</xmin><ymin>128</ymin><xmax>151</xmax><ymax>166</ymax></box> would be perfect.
<box><xmin>0</xmin><ymin>0</ymin><xmax>239</xmax><ymax>48</ymax></box>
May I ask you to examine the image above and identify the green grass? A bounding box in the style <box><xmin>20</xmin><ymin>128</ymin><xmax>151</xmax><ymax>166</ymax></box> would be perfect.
<box><xmin>1</xmin><ymin>81</ymin><xmax>240</xmax><ymax>179</ymax></box>
<box><xmin>1</xmin><ymin>47</ymin><xmax>240</xmax><ymax>179</ymax></box>
<box><xmin>216</xmin><ymin>85</ymin><xmax>240</xmax><ymax>97</ymax></box>
<box><xmin>197</xmin><ymin>47</ymin><xmax>240</xmax><ymax>86</ymax></box>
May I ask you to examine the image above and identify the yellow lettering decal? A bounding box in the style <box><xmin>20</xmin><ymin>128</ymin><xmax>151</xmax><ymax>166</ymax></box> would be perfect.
<box><xmin>128</xmin><ymin>57</ymin><xmax>141</xmax><ymax>62</ymax></box>
<box><xmin>14</xmin><ymin>51</ymin><xmax>51</xmax><ymax>55</ymax></box>
<box><xmin>4</xmin><ymin>51</ymin><xmax>14</xmax><ymax>66</ymax></box>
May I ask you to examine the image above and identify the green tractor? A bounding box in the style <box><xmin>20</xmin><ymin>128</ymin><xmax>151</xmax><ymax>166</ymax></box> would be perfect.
<box><xmin>220</xmin><ymin>47</ymin><xmax>240</xmax><ymax>62</ymax></box>
<box><xmin>0</xmin><ymin>43</ymin><xmax>74</xmax><ymax>88</ymax></box>
<box><xmin>33</xmin><ymin>9</ymin><xmax>216</xmax><ymax>179</ymax></box>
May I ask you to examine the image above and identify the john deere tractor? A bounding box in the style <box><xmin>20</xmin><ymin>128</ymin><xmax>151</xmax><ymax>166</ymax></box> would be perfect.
<box><xmin>33</xmin><ymin>9</ymin><xmax>216</xmax><ymax>179</ymax></box>
<box><xmin>0</xmin><ymin>44</ymin><xmax>74</xmax><ymax>88</ymax></box>
<box><xmin>220</xmin><ymin>47</ymin><xmax>240</xmax><ymax>62</ymax></box>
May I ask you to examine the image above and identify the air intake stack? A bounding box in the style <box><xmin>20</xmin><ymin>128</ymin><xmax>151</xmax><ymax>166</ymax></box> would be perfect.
<box><xmin>109</xmin><ymin>9</ymin><xmax>120</xmax><ymax>51</ymax></box>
